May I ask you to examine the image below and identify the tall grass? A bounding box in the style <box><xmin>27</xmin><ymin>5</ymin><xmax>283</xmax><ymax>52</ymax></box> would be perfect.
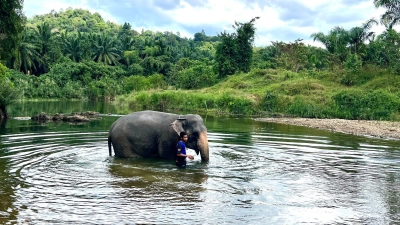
<box><xmin>118</xmin><ymin>90</ymin><xmax>257</xmax><ymax>115</ymax></box>
<box><xmin>114</xmin><ymin>67</ymin><xmax>400</xmax><ymax>120</ymax></box>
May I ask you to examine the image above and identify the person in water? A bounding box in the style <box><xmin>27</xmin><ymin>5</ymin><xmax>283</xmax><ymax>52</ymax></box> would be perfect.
<box><xmin>176</xmin><ymin>131</ymin><xmax>194</xmax><ymax>168</ymax></box>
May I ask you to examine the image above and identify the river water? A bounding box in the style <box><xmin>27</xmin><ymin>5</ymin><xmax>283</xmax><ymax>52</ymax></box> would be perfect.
<box><xmin>0</xmin><ymin>101</ymin><xmax>399</xmax><ymax>224</ymax></box>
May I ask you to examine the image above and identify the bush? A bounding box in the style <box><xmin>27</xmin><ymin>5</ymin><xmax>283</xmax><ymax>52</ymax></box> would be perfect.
<box><xmin>175</xmin><ymin>62</ymin><xmax>217</xmax><ymax>89</ymax></box>
<box><xmin>215</xmin><ymin>95</ymin><xmax>255</xmax><ymax>115</ymax></box>
<box><xmin>35</xmin><ymin>75</ymin><xmax>61</xmax><ymax>98</ymax></box>
<box><xmin>123</xmin><ymin>73</ymin><xmax>167</xmax><ymax>93</ymax></box>
<box><xmin>147</xmin><ymin>73</ymin><xmax>167</xmax><ymax>90</ymax></box>
<box><xmin>333</xmin><ymin>89</ymin><xmax>400</xmax><ymax>120</ymax></box>
<box><xmin>287</xmin><ymin>96</ymin><xmax>327</xmax><ymax>118</ymax></box>
<box><xmin>128</xmin><ymin>64</ymin><xmax>144</xmax><ymax>75</ymax></box>
<box><xmin>62</xmin><ymin>81</ymin><xmax>85</xmax><ymax>99</ymax></box>
<box><xmin>124</xmin><ymin>76</ymin><xmax>150</xmax><ymax>92</ymax></box>
<box><xmin>262</xmin><ymin>92</ymin><xmax>279</xmax><ymax>112</ymax></box>
<box><xmin>0</xmin><ymin>64</ymin><xmax>20</xmax><ymax>118</ymax></box>
<box><xmin>86</xmin><ymin>75</ymin><xmax>122</xmax><ymax>100</ymax></box>
<box><xmin>340</xmin><ymin>66</ymin><xmax>380</xmax><ymax>86</ymax></box>
<box><xmin>47</xmin><ymin>60</ymin><xmax>126</xmax><ymax>87</ymax></box>
<box><xmin>124</xmin><ymin>90</ymin><xmax>256</xmax><ymax>115</ymax></box>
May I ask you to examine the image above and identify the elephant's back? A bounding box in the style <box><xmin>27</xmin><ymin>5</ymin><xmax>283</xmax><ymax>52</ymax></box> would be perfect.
<box><xmin>110</xmin><ymin>111</ymin><xmax>177</xmax><ymax>133</ymax></box>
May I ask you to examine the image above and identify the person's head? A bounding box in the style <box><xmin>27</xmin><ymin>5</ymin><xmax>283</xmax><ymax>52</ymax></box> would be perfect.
<box><xmin>180</xmin><ymin>131</ymin><xmax>188</xmax><ymax>142</ymax></box>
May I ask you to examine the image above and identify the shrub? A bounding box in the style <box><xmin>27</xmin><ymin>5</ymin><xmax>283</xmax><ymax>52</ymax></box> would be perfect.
<box><xmin>333</xmin><ymin>89</ymin><xmax>400</xmax><ymax>120</ymax></box>
<box><xmin>262</xmin><ymin>92</ymin><xmax>279</xmax><ymax>112</ymax></box>
<box><xmin>147</xmin><ymin>73</ymin><xmax>167</xmax><ymax>90</ymax></box>
<box><xmin>216</xmin><ymin>95</ymin><xmax>255</xmax><ymax>115</ymax></box>
<box><xmin>86</xmin><ymin>76</ymin><xmax>122</xmax><ymax>100</ymax></box>
<box><xmin>287</xmin><ymin>96</ymin><xmax>327</xmax><ymax>118</ymax></box>
<box><xmin>175</xmin><ymin>62</ymin><xmax>217</xmax><ymax>89</ymax></box>
<box><xmin>0</xmin><ymin>64</ymin><xmax>20</xmax><ymax>118</ymax></box>
<box><xmin>344</xmin><ymin>53</ymin><xmax>362</xmax><ymax>73</ymax></box>
<box><xmin>124</xmin><ymin>76</ymin><xmax>150</xmax><ymax>92</ymax></box>
<box><xmin>340</xmin><ymin>66</ymin><xmax>380</xmax><ymax>86</ymax></box>
<box><xmin>123</xmin><ymin>73</ymin><xmax>167</xmax><ymax>93</ymax></box>
<box><xmin>62</xmin><ymin>81</ymin><xmax>85</xmax><ymax>99</ymax></box>
<box><xmin>35</xmin><ymin>75</ymin><xmax>61</xmax><ymax>98</ymax></box>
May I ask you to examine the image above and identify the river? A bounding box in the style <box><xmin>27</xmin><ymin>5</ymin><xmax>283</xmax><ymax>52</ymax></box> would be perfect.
<box><xmin>0</xmin><ymin>101</ymin><xmax>399</xmax><ymax>224</ymax></box>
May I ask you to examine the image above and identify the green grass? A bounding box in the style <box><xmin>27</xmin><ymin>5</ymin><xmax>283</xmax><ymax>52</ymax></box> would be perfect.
<box><xmin>116</xmin><ymin>68</ymin><xmax>400</xmax><ymax>120</ymax></box>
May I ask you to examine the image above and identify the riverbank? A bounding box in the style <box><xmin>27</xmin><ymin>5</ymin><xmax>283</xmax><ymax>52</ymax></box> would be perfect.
<box><xmin>255</xmin><ymin>118</ymin><xmax>400</xmax><ymax>140</ymax></box>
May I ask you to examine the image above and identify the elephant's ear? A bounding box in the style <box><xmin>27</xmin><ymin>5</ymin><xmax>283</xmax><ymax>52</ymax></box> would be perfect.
<box><xmin>170</xmin><ymin>119</ymin><xmax>185</xmax><ymax>136</ymax></box>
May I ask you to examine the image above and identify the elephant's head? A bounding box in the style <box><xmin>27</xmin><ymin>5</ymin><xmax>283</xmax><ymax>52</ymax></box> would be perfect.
<box><xmin>171</xmin><ymin>114</ymin><xmax>209</xmax><ymax>161</ymax></box>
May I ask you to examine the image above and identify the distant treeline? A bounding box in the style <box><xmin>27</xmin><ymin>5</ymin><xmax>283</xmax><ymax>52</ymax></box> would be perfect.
<box><xmin>1</xmin><ymin>3</ymin><xmax>400</xmax><ymax>120</ymax></box>
<box><xmin>2</xmin><ymin>7</ymin><xmax>400</xmax><ymax>100</ymax></box>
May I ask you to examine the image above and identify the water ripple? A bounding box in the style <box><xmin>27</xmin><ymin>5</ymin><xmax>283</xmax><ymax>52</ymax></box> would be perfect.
<box><xmin>0</xmin><ymin>123</ymin><xmax>399</xmax><ymax>224</ymax></box>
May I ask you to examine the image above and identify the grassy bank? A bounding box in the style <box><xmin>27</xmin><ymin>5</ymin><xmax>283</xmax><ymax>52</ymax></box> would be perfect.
<box><xmin>116</xmin><ymin>67</ymin><xmax>400</xmax><ymax>120</ymax></box>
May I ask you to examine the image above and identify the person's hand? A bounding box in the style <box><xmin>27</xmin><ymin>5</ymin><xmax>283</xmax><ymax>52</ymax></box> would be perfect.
<box><xmin>187</xmin><ymin>155</ymin><xmax>194</xmax><ymax>160</ymax></box>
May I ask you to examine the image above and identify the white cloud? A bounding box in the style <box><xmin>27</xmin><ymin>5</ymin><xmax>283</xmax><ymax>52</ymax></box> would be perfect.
<box><xmin>24</xmin><ymin>0</ymin><xmax>119</xmax><ymax>23</ymax></box>
<box><xmin>23</xmin><ymin>0</ymin><xmax>393</xmax><ymax>47</ymax></box>
<box><xmin>166</xmin><ymin>0</ymin><xmax>282</xmax><ymax>30</ymax></box>
<box><xmin>298</xmin><ymin>0</ymin><xmax>330</xmax><ymax>10</ymax></box>
<box><xmin>24</xmin><ymin>0</ymin><xmax>86</xmax><ymax>17</ymax></box>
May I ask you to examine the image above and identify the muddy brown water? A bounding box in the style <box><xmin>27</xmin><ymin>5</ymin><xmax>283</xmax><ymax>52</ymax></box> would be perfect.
<box><xmin>0</xmin><ymin>101</ymin><xmax>399</xmax><ymax>224</ymax></box>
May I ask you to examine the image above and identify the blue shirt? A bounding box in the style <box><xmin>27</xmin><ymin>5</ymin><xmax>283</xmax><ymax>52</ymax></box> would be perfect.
<box><xmin>177</xmin><ymin>141</ymin><xmax>187</xmax><ymax>155</ymax></box>
<box><xmin>176</xmin><ymin>141</ymin><xmax>187</xmax><ymax>166</ymax></box>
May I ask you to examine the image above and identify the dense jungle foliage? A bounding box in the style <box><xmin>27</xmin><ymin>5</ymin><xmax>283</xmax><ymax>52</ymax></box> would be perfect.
<box><xmin>1</xmin><ymin>1</ymin><xmax>400</xmax><ymax>120</ymax></box>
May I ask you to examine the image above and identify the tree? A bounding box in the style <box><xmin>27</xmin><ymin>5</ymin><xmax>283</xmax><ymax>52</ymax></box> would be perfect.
<box><xmin>118</xmin><ymin>22</ymin><xmax>137</xmax><ymax>39</ymax></box>
<box><xmin>311</xmin><ymin>26</ymin><xmax>349</xmax><ymax>61</ymax></box>
<box><xmin>92</xmin><ymin>34</ymin><xmax>121</xmax><ymax>65</ymax></box>
<box><xmin>374</xmin><ymin>0</ymin><xmax>400</xmax><ymax>29</ymax></box>
<box><xmin>215</xmin><ymin>17</ymin><xmax>259</xmax><ymax>77</ymax></box>
<box><xmin>215</xmin><ymin>32</ymin><xmax>237</xmax><ymax>77</ymax></box>
<box><xmin>61</xmin><ymin>32</ymin><xmax>83</xmax><ymax>62</ymax></box>
<box><xmin>367</xmin><ymin>29</ymin><xmax>400</xmax><ymax>71</ymax></box>
<box><xmin>235</xmin><ymin>17</ymin><xmax>258</xmax><ymax>73</ymax></box>
<box><xmin>347</xmin><ymin>19</ymin><xmax>378</xmax><ymax>54</ymax></box>
<box><xmin>0</xmin><ymin>0</ymin><xmax>25</xmax><ymax>62</ymax></box>
<box><xmin>194</xmin><ymin>30</ymin><xmax>207</xmax><ymax>42</ymax></box>
<box><xmin>12</xmin><ymin>28</ymin><xmax>42</xmax><ymax>74</ymax></box>
<box><xmin>34</xmin><ymin>22</ymin><xmax>59</xmax><ymax>73</ymax></box>
<box><xmin>0</xmin><ymin>63</ymin><xmax>19</xmax><ymax>119</ymax></box>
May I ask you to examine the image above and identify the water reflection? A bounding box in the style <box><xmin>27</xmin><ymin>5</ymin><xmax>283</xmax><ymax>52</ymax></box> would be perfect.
<box><xmin>107</xmin><ymin>158</ymin><xmax>208</xmax><ymax>208</ymax></box>
<box><xmin>0</xmin><ymin>151</ymin><xmax>17</xmax><ymax>222</ymax></box>
<box><xmin>0</xmin><ymin>102</ymin><xmax>400</xmax><ymax>224</ymax></box>
<box><xmin>7</xmin><ymin>100</ymin><xmax>130</xmax><ymax>117</ymax></box>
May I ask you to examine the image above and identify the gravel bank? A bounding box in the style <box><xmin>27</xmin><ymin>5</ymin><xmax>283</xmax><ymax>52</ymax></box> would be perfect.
<box><xmin>254</xmin><ymin>118</ymin><xmax>400</xmax><ymax>140</ymax></box>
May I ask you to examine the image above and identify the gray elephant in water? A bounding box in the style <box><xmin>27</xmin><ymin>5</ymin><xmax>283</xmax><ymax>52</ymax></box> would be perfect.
<box><xmin>108</xmin><ymin>110</ymin><xmax>209</xmax><ymax>161</ymax></box>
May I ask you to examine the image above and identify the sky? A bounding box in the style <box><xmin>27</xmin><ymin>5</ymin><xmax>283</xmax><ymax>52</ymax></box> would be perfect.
<box><xmin>23</xmin><ymin>0</ymin><xmax>388</xmax><ymax>47</ymax></box>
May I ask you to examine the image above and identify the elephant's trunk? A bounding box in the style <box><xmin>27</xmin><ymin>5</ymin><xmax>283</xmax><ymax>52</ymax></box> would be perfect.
<box><xmin>198</xmin><ymin>131</ymin><xmax>209</xmax><ymax>161</ymax></box>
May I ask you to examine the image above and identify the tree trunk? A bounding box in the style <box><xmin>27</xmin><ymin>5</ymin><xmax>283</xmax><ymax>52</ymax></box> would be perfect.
<box><xmin>0</xmin><ymin>105</ymin><xmax>9</xmax><ymax>120</ymax></box>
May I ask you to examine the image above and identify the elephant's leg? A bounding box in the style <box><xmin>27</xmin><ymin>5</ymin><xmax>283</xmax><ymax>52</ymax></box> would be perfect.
<box><xmin>158</xmin><ymin>140</ymin><xmax>175</xmax><ymax>159</ymax></box>
<box><xmin>111</xmin><ymin>136</ymin><xmax>141</xmax><ymax>158</ymax></box>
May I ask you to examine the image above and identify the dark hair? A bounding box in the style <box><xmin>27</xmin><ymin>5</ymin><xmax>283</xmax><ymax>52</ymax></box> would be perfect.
<box><xmin>180</xmin><ymin>131</ymin><xmax>187</xmax><ymax>138</ymax></box>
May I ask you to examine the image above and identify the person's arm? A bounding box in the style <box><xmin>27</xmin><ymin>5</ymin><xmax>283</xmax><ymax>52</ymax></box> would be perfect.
<box><xmin>176</xmin><ymin>144</ymin><xmax>186</xmax><ymax>157</ymax></box>
<box><xmin>176</xmin><ymin>148</ymin><xmax>194</xmax><ymax>159</ymax></box>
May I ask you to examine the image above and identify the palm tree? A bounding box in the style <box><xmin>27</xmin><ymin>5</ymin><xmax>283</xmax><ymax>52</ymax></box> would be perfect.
<box><xmin>120</xmin><ymin>36</ymin><xmax>135</xmax><ymax>51</ymax></box>
<box><xmin>13</xmin><ymin>29</ymin><xmax>42</xmax><ymax>74</ymax></box>
<box><xmin>92</xmin><ymin>34</ymin><xmax>121</xmax><ymax>65</ymax></box>
<box><xmin>61</xmin><ymin>32</ymin><xmax>83</xmax><ymax>62</ymax></box>
<box><xmin>374</xmin><ymin>0</ymin><xmax>400</xmax><ymax>29</ymax></box>
<box><xmin>311</xmin><ymin>26</ymin><xmax>349</xmax><ymax>60</ymax></box>
<box><xmin>33</xmin><ymin>22</ymin><xmax>60</xmax><ymax>73</ymax></box>
<box><xmin>347</xmin><ymin>19</ymin><xmax>378</xmax><ymax>54</ymax></box>
<box><xmin>35</xmin><ymin>23</ymin><xmax>54</xmax><ymax>56</ymax></box>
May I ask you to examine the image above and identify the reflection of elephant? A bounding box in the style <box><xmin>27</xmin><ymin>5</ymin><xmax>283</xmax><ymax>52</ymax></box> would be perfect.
<box><xmin>108</xmin><ymin>111</ymin><xmax>209</xmax><ymax>161</ymax></box>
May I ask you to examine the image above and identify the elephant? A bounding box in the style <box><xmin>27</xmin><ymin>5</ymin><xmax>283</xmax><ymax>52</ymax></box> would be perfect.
<box><xmin>108</xmin><ymin>110</ymin><xmax>209</xmax><ymax>161</ymax></box>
